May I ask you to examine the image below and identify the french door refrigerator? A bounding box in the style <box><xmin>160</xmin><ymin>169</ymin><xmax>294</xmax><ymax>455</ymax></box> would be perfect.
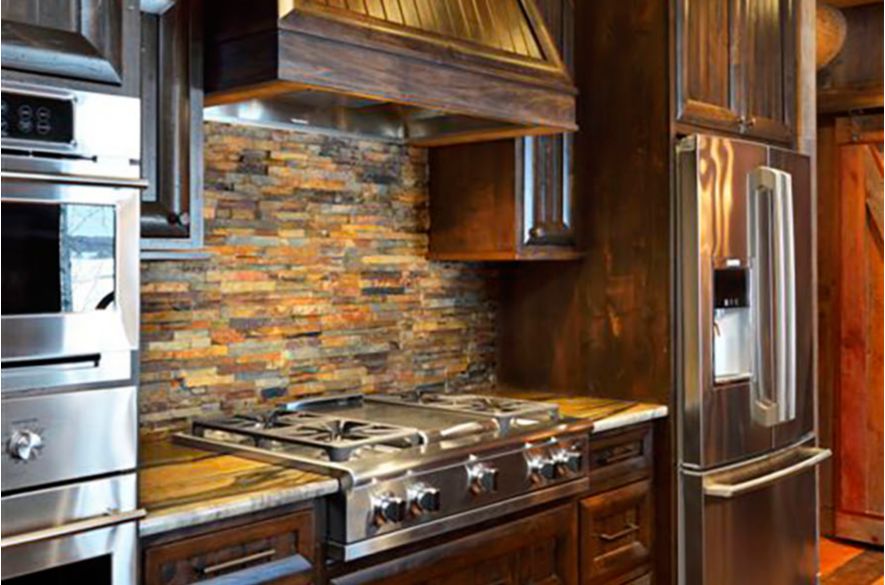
<box><xmin>676</xmin><ymin>134</ymin><xmax>831</xmax><ymax>585</ymax></box>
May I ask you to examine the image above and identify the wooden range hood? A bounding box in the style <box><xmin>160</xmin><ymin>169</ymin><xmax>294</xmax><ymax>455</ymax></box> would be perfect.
<box><xmin>203</xmin><ymin>0</ymin><xmax>576</xmax><ymax>146</ymax></box>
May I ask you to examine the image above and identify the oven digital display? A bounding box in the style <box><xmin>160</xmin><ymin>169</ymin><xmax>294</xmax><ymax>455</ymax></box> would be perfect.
<box><xmin>1</xmin><ymin>92</ymin><xmax>74</xmax><ymax>144</ymax></box>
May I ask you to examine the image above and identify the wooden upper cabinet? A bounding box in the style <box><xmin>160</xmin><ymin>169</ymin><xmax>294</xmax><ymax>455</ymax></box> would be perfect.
<box><xmin>0</xmin><ymin>0</ymin><xmax>140</xmax><ymax>96</ymax></box>
<box><xmin>736</xmin><ymin>0</ymin><xmax>795</xmax><ymax>142</ymax></box>
<box><xmin>676</xmin><ymin>0</ymin><xmax>796</xmax><ymax>143</ymax></box>
<box><xmin>429</xmin><ymin>136</ymin><xmax>580</xmax><ymax>261</ymax></box>
<box><xmin>676</xmin><ymin>0</ymin><xmax>741</xmax><ymax>132</ymax></box>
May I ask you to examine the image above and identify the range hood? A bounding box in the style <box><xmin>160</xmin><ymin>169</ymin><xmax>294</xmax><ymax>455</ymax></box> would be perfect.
<box><xmin>203</xmin><ymin>0</ymin><xmax>576</xmax><ymax>145</ymax></box>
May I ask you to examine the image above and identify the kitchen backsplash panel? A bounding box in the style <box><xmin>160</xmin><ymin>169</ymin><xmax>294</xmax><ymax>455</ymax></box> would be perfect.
<box><xmin>139</xmin><ymin>122</ymin><xmax>497</xmax><ymax>433</ymax></box>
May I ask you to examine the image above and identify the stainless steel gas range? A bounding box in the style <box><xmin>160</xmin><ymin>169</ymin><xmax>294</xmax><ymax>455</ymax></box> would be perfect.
<box><xmin>176</xmin><ymin>390</ymin><xmax>593</xmax><ymax>561</ymax></box>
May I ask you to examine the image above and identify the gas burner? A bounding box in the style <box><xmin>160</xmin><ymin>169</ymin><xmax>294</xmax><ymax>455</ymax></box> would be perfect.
<box><xmin>192</xmin><ymin>410</ymin><xmax>424</xmax><ymax>462</ymax></box>
<box><xmin>367</xmin><ymin>391</ymin><xmax>559</xmax><ymax>432</ymax></box>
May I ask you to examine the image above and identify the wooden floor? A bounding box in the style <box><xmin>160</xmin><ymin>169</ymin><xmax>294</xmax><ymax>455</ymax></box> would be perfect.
<box><xmin>821</xmin><ymin>537</ymin><xmax>884</xmax><ymax>584</ymax></box>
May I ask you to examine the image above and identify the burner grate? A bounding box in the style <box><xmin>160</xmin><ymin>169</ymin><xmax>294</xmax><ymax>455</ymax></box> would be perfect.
<box><xmin>192</xmin><ymin>410</ymin><xmax>425</xmax><ymax>462</ymax></box>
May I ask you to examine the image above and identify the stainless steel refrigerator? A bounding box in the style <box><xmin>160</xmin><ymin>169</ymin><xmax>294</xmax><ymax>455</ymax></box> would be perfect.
<box><xmin>676</xmin><ymin>134</ymin><xmax>831</xmax><ymax>585</ymax></box>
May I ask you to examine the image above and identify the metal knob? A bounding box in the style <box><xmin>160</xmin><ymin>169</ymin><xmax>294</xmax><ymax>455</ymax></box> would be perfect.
<box><xmin>554</xmin><ymin>448</ymin><xmax>583</xmax><ymax>475</ymax></box>
<box><xmin>408</xmin><ymin>484</ymin><xmax>441</xmax><ymax>514</ymax></box>
<box><xmin>8</xmin><ymin>430</ymin><xmax>43</xmax><ymax>461</ymax></box>
<box><xmin>372</xmin><ymin>494</ymin><xmax>406</xmax><ymax>524</ymax></box>
<box><xmin>469</xmin><ymin>464</ymin><xmax>498</xmax><ymax>494</ymax></box>
<box><xmin>529</xmin><ymin>456</ymin><xmax>556</xmax><ymax>482</ymax></box>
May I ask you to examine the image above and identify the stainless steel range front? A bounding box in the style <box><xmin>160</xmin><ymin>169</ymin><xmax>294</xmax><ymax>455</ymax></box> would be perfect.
<box><xmin>0</xmin><ymin>81</ymin><xmax>144</xmax><ymax>585</ymax></box>
<box><xmin>177</xmin><ymin>391</ymin><xmax>594</xmax><ymax>561</ymax></box>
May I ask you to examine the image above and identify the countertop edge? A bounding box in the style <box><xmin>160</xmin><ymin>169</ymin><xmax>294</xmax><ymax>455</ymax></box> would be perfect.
<box><xmin>139</xmin><ymin>477</ymin><xmax>340</xmax><ymax>537</ymax></box>
<box><xmin>589</xmin><ymin>404</ymin><xmax>669</xmax><ymax>434</ymax></box>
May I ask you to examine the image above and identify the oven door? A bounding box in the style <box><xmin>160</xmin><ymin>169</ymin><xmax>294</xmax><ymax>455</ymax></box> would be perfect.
<box><xmin>0</xmin><ymin>173</ymin><xmax>141</xmax><ymax>390</ymax></box>
<box><xmin>0</xmin><ymin>474</ymin><xmax>143</xmax><ymax>585</ymax></box>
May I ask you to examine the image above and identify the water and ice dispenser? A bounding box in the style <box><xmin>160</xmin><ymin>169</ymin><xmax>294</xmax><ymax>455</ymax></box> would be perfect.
<box><xmin>713</xmin><ymin>265</ymin><xmax>753</xmax><ymax>384</ymax></box>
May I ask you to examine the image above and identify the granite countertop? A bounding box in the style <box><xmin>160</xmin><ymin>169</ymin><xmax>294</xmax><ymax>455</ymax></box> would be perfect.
<box><xmin>138</xmin><ymin>438</ymin><xmax>339</xmax><ymax>537</ymax></box>
<box><xmin>490</xmin><ymin>388</ymin><xmax>668</xmax><ymax>433</ymax></box>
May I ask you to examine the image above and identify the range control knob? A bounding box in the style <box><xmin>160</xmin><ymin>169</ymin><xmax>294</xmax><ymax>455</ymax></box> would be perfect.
<box><xmin>554</xmin><ymin>448</ymin><xmax>583</xmax><ymax>475</ymax></box>
<box><xmin>372</xmin><ymin>493</ymin><xmax>407</xmax><ymax>525</ymax></box>
<box><xmin>7</xmin><ymin>430</ymin><xmax>43</xmax><ymax>461</ymax></box>
<box><xmin>529</xmin><ymin>455</ymin><xmax>556</xmax><ymax>482</ymax></box>
<box><xmin>468</xmin><ymin>464</ymin><xmax>499</xmax><ymax>494</ymax></box>
<box><xmin>408</xmin><ymin>484</ymin><xmax>441</xmax><ymax>514</ymax></box>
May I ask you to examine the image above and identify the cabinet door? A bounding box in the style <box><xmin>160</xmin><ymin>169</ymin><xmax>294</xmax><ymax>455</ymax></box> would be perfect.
<box><xmin>1</xmin><ymin>0</ymin><xmax>136</xmax><ymax>88</ymax></box>
<box><xmin>520</xmin><ymin>134</ymin><xmax>575</xmax><ymax>249</ymax></box>
<box><xmin>141</xmin><ymin>0</ymin><xmax>205</xmax><ymax>252</ymax></box>
<box><xmin>735</xmin><ymin>0</ymin><xmax>795</xmax><ymax>142</ymax></box>
<box><xmin>676</xmin><ymin>0</ymin><xmax>742</xmax><ymax>133</ymax></box>
<box><xmin>579</xmin><ymin>480</ymin><xmax>653</xmax><ymax>585</ymax></box>
<box><xmin>338</xmin><ymin>503</ymin><xmax>578</xmax><ymax>585</ymax></box>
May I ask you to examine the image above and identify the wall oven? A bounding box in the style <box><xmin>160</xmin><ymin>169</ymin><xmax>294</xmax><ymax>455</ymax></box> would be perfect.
<box><xmin>1</xmin><ymin>81</ymin><xmax>144</xmax><ymax>585</ymax></box>
<box><xmin>1</xmin><ymin>81</ymin><xmax>142</xmax><ymax>391</ymax></box>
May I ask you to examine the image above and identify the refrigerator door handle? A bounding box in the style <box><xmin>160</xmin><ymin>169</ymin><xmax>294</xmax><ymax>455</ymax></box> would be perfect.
<box><xmin>703</xmin><ymin>447</ymin><xmax>830</xmax><ymax>498</ymax></box>
<box><xmin>749</xmin><ymin>166</ymin><xmax>797</xmax><ymax>426</ymax></box>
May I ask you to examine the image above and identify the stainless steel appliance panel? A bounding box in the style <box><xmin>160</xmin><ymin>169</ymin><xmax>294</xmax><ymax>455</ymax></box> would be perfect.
<box><xmin>1</xmin><ymin>386</ymin><xmax>137</xmax><ymax>492</ymax></box>
<box><xmin>0</xmin><ymin>177</ymin><xmax>140</xmax><ymax>388</ymax></box>
<box><xmin>0</xmin><ymin>474</ymin><xmax>141</xmax><ymax>583</ymax></box>
<box><xmin>768</xmin><ymin>148</ymin><xmax>815</xmax><ymax>450</ymax></box>
<box><xmin>677</xmin><ymin>135</ymin><xmax>774</xmax><ymax>469</ymax></box>
<box><xmin>1</xmin><ymin>82</ymin><xmax>141</xmax><ymax>179</ymax></box>
<box><xmin>680</xmin><ymin>443</ymin><xmax>828</xmax><ymax>585</ymax></box>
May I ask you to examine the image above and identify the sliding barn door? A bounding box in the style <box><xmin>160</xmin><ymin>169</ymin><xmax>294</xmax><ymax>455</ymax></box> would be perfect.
<box><xmin>820</xmin><ymin>114</ymin><xmax>883</xmax><ymax>546</ymax></box>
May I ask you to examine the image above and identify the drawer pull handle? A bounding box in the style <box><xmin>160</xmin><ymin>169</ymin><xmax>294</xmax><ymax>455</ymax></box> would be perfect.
<box><xmin>598</xmin><ymin>522</ymin><xmax>639</xmax><ymax>542</ymax></box>
<box><xmin>201</xmin><ymin>548</ymin><xmax>276</xmax><ymax>575</ymax></box>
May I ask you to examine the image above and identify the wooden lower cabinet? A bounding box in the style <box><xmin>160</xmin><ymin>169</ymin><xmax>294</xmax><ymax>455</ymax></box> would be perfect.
<box><xmin>579</xmin><ymin>480</ymin><xmax>653</xmax><ymax>585</ymax></box>
<box><xmin>143</xmin><ymin>509</ymin><xmax>314</xmax><ymax>585</ymax></box>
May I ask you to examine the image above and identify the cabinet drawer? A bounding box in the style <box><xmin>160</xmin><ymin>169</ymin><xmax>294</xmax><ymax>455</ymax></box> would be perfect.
<box><xmin>143</xmin><ymin>510</ymin><xmax>314</xmax><ymax>585</ymax></box>
<box><xmin>579</xmin><ymin>480</ymin><xmax>653</xmax><ymax>585</ymax></box>
<box><xmin>587</xmin><ymin>424</ymin><xmax>652</xmax><ymax>494</ymax></box>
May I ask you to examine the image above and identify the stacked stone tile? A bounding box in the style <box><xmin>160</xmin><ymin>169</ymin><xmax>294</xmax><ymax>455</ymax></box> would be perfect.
<box><xmin>139</xmin><ymin>123</ymin><xmax>498</xmax><ymax>434</ymax></box>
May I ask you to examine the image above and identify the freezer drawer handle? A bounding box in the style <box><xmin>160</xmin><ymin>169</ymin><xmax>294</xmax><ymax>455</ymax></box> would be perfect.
<box><xmin>0</xmin><ymin>509</ymin><xmax>146</xmax><ymax>549</ymax></box>
<box><xmin>598</xmin><ymin>522</ymin><xmax>640</xmax><ymax>542</ymax></box>
<box><xmin>704</xmin><ymin>448</ymin><xmax>831</xmax><ymax>498</ymax></box>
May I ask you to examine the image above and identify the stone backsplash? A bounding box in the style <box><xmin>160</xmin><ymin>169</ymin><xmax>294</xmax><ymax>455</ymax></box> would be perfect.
<box><xmin>139</xmin><ymin>122</ymin><xmax>497</xmax><ymax>433</ymax></box>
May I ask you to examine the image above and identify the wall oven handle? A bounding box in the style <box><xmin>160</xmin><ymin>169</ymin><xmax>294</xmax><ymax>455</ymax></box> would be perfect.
<box><xmin>0</xmin><ymin>171</ymin><xmax>149</xmax><ymax>189</ymax></box>
<box><xmin>703</xmin><ymin>448</ymin><xmax>830</xmax><ymax>499</ymax></box>
<box><xmin>0</xmin><ymin>509</ymin><xmax>146</xmax><ymax>549</ymax></box>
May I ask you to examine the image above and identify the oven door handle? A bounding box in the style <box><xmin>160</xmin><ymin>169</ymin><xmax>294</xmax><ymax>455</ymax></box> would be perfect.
<box><xmin>0</xmin><ymin>509</ymin><xmax>146</xmax><ymax>549</ymax></box>
<box><xmin>0</xmin><ymin>171</ymin><xmax>149</xmax><ymax>189</ymax></box>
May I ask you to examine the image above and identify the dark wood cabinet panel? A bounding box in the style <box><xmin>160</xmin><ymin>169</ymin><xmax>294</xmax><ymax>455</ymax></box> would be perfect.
<box><xmin>676</xmin><ymin>0</ymin><xmax>740</xmax><ymax>132</ymax></box>
<box><xmin>140</xmin><ymin>0</ymin><xmax>205</xmax><ymax>251</ymax></box>
<box><xmin>143</xmin><ymin>510</ymin><xmax>314</xmax><ymax>585</ymax></box>
<box><xmin>587</xmin><ymin>425</ymin><xmax>653</xmax><ymax>495</ymax></box>
<box><xmin>0</xmin><ymin>0</ymin><xmax>140</xmax><ymax>96</ymax></box>
<box><xmin>676</xmin><ymin>0</ymin><xmax>796</xmax><ymax>142</ymax></box>
<box><xmin>736</xmin><ymin>0</ymin><xmax>795</xmax><ymax>142</ymax></box>
<box><xmin>579</xmin><ymin>480</ymin><xmax>653</xmax><ymax>585</ymax></box>
<box><xmin>332</xmin><ymin>503</ymin><xmax>578</xmax><ymax>585</ymax></box>
<box><xmin>429</xmin><ymin>136</ymin><xmax>579</xmax><ymax>261</ymax></box>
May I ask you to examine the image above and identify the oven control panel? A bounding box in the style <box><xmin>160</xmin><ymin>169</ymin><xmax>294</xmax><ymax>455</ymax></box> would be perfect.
<box><xmin>1</xmin><ymin>91</ymin><xmax>74</xmax><ymax>144</ymax></box>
